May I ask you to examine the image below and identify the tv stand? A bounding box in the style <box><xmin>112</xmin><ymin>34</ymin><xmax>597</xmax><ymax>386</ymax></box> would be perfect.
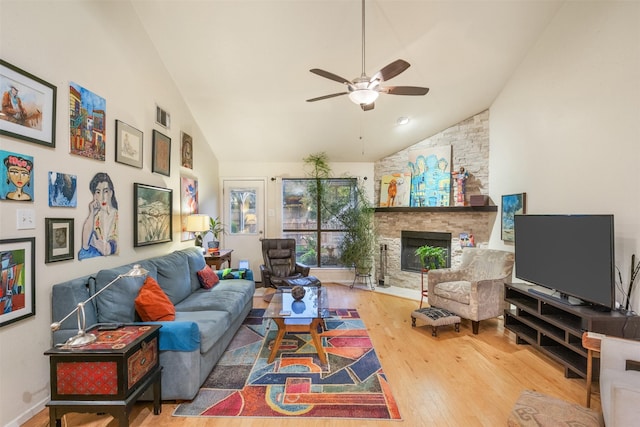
<box><xmin>527</xmin><ymin>288</ymin><xmax>586</xmax><ymax>306</ymax></box>
<box><xmin>505</xmin><ymin>283</ymin><xmax>640</xmax><ymax>379</ymax></box>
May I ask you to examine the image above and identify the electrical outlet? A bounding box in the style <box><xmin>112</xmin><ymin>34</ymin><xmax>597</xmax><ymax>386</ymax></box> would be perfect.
<box><xmin>16</xmin><ymin>209</ymin><xmax>35</xmax><ymax>230</ymax></box>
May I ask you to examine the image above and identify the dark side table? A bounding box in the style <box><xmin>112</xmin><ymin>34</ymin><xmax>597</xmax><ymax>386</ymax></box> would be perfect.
<box><xmin>44</xmin><ymin>324</ymin><xmax>162</xmax><ymax>427</ymax></box>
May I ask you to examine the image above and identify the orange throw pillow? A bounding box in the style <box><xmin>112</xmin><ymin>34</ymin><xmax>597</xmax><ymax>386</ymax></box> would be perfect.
<box><xmin>197</xmin><ymin>265</ymin><xmax>220</xmax><ymax>289</ymax></box>
<box><xmin>135</xmin><ymin>276</ymin><xmax>176</xmax><ymax>321</ymax></box>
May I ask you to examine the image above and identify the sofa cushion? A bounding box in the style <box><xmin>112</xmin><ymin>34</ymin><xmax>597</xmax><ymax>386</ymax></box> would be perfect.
<box><xmin>135</xmin><ymin>276</ymin><xmax>176</xmax><ymax>321</ymax></box>
<box><xmin>434</xmin><ymin>281</ymin><xmax>472</xmax><ymax>305</ymax></box>
<box><xmin>174</xmin><ymin>310</ymin><xmax>231</xmax><ymax>354</ymax></box>
<box><xmin>175</xmin><ymin>279</ymin><xmax>254</xmax><ymax>317</ymax></box>
<box><xmin>141</xmin><ymin>321</ymin><xmax>200</xmax><ymax>352</ymax></box>
<box><xmin>151</xmin><ymin>251</ymin><xmax>192</xmax><ymax>305</ymax></box>
<box><xmin>197</xmin><ymin>265</ymin><xmax>219</xmax><ymax>289</ymax></box>
<box><xmin>182</xmin><ymin>247</ymin><xmax>207</xmax><ymax>293</ymax></box>
<box><xmin>95</xmin><ymin>262</ymin><xmax>158</xmax><ymax>323</ymax></box>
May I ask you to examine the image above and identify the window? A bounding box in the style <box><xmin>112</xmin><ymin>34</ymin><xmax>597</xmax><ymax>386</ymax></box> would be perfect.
<box><xmin>282</xmin><ymin>178</ymin><xmax>357</xmax><ymax>267</ymax></box>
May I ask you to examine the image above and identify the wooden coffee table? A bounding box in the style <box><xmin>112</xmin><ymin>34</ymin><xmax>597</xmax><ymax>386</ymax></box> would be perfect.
<box><xmin>264</xmin><ymin>286</ymin><xmax>329</xmax><ymax>364</ymax></box>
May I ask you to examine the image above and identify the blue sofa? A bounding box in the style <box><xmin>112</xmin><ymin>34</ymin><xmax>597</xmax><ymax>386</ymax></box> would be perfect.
<box><xmin>50</xmin><ymin>247</ymin><xmax>255</xmax><ymax>400</ymax></box>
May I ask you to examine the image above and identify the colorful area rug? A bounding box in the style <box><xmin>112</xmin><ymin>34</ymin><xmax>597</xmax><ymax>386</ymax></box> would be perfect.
<box><xmin>173</xmin><ymin>308</ymin><xmax>401</xmax><ymax>420</ymax></box>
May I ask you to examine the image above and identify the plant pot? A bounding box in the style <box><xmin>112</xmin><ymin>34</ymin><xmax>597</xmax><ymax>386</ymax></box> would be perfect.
<box><xmin>207</xmin><ymin>240</ymin><xmax>220</xmax><ymax>254</ymax></box>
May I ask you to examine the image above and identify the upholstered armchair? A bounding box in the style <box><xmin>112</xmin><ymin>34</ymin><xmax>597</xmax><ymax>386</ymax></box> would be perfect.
<box><xmin>427</xmin><ymin>248</ymin><xmax>514</xmax><ymax>334</ymax></box>
<box><xmin>600</xmin><ymin>335</ymin><xmax>640</xmax><ymax>425</ymax></box>
<box><xmin>259</xmin><ymin>238</ymin><xmax>310</xmax><ymax>288</ymax></box>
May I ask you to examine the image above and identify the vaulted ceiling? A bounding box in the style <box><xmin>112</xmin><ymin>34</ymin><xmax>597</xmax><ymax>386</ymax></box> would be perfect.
<box><xmin>132</xmin><ymin>0</ymin><xmax>563</xmax><ymax>163</ymax></box>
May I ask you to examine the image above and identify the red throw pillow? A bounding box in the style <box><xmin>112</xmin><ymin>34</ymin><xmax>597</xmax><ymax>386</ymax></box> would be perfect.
<box><xmin>197</xmin><ymin>265</ymin><xmax>220</xmax><ymax>289</ymax></box>
<box><xmin>134</xmin><ymin>276</ymin><xmax>176</xmax><ymax>321</ymax></box>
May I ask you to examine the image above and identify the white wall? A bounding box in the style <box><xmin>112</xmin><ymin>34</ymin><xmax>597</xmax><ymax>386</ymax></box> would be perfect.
<box><xmin>0</xmin><ymin>2</ymin><xmax>220</xmax><ymax>425</ymax></box>
<box><xmin>489</xmin><ymin>1</ymin><xmax>640</xmax><ymax>310</ymax></box>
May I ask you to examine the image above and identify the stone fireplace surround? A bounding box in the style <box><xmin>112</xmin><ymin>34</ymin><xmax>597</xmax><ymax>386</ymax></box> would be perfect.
<box><xmin>375</xmin><ymin>208</ymin><xmax>497</xmax><ymax>290</ymax></box>
<box><xmin>372</xmin><ymin>110</ymin><xmax>494</xmax><ymax>291</ymax></box>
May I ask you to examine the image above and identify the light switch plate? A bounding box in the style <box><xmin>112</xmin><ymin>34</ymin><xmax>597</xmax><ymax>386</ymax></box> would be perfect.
<box><xmin>17</xmin><ymin>208</ymin><xmax>35</xmax><ymax>229</ymax></box>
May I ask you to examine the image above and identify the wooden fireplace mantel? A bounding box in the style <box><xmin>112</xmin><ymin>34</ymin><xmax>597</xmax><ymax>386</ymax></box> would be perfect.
<box><xmin>374</xmin><ymin>206</ymin><xmax>497</xmax><ymax>213</ymax></box>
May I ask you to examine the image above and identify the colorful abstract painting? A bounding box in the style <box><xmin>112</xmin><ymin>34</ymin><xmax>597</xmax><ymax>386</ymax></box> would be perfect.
<box><xmin>69</xmin><ymin>82</ymin><xmax>106</xmax><ymax>160</ymax></box>
<box><xmin>181</xmin><ymin>176</ymin><xmax>198</xmax><ymax>241</ymax></box>
<box><xmin>48</xmin><ymin>171</ymin><xmax>77</xmax><ymax>207</ymax></box>
<box><xmin>408</xmin><ymin>145</ymin><xmax>451</xmax><ymax>207</ymax></box>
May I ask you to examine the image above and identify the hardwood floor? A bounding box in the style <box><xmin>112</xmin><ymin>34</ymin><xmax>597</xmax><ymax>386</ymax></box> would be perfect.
<box><xmin>24</xmin><ymin>283</ymin><xmax>600</xmax><ymax>427</ymax></box>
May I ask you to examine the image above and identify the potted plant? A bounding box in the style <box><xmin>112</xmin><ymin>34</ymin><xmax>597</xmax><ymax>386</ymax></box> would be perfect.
<box><xmin>415</xmin><ymin>245</ymin><xmax>446</xmax><ymax>271</ymax></box>
<box><xmin>207</xmin><ymin>216</ymin><xmax>225</xmax><ymax>252</ymax></box>
<box><xmin>338</xmin><ymin>186</ymin><xmax>376</xmax><ymax>274</ymax></box>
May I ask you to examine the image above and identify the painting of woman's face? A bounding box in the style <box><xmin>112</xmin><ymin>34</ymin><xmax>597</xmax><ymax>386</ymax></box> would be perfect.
<box><xmin>8</xmin><ymin>165</ymin><xmax>30</xmax><ymax>189</ymax></box>
<box><xmin>94</xmin><ymin>181</ymin><xmax>113</xmax><ymax>210</ymax></box>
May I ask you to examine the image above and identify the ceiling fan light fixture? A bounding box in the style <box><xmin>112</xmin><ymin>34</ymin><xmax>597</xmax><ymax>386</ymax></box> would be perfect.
<box><xmin>349</xmin><ymin>89</ymin><xmax>379</xmax><ymax>105</ymax></box>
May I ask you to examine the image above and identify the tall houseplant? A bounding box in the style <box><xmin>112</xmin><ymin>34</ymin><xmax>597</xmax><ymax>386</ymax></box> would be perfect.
<box><xmin>415</xmin><ymin>245</ymin><xmax>446</xmax><ymax>271</ymax></box>
<box><xmin>337</xmin><ymin>183</ymin><xmax>376</xmax><ymax>273</ymax></box>
<box><xmin>207</xmin><ymin>216</ymin><xmax>225</xmax><ymax>251</ymax></box>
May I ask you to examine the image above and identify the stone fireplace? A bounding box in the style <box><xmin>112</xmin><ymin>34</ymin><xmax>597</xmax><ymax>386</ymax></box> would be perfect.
<box><xmin>401</xmin><ymin>230</ymin><xmax>452</xmax><ymax>272</ymax></box>
<box><xmin>374</xmin><ymin>208</ymin><xmax>497</xmax><ymax>290</ymax></box>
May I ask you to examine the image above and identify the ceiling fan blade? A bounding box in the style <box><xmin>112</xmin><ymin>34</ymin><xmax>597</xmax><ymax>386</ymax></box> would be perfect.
<box><xmin>306</xmin><ymin>92</ymin><xmax>349</xmax><ymax>102</ymax></box>
<box><xmin>310</xmin><ymin>69</ymin><xmax>352</xmax><ymax>85</ymax></box>
<box><xmin>383</xmin><ymin>86</ymin><xmax>430</xmax><ymax>96</ymax></box>
<box><xmin>361</xmin><ymin>103</ymin><xmax>375</xmax><ymax>111</ymax></box>
<box><xmin>371</xmin><ymin>59</ymin><xmax>410</xmax><ymax>82</ymax></box>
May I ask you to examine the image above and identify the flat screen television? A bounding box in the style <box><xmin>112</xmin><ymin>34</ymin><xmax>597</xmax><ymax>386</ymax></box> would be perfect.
<box><xmin>514</xmin><ymin>214</ymin><xmax>615</xmax><ymax>310</ymax></box>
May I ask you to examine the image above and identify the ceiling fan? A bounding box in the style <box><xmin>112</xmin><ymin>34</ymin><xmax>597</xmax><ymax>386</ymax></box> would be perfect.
<box><xmin>306</xmin><ymin>0</ymin><xmax>429</xmax><ymax>111</ymax></box>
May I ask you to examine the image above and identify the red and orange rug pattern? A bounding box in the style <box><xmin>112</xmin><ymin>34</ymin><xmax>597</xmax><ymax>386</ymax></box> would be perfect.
<box><xmin>173</xmin><ymin>308</ymin><xmax>402</xmax><ymax>420</ymax></box>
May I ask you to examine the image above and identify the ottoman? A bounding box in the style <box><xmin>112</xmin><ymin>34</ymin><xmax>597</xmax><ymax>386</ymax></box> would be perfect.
<box><xmin>411</xmin><ymin>307</ymin><xmax>461</xmax><ymax>337</ymax></box>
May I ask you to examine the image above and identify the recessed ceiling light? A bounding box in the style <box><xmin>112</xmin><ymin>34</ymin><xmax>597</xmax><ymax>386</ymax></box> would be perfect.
<box><xmin>397</xmin><ymin>116</ymin><xmax>410</xmax><ymax>125</ymax></box>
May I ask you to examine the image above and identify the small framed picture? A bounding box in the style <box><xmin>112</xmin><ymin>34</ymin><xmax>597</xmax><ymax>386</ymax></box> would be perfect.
<box><xmin>156</xmin><ymin>104</ymin><xmax>170</xmax><ymax>129</ymax></box>
<box><xmin>501</xmin><ymin>193</ymin><xmax>526</xmax><ymax>242</ymax></box>
<box><xmin>134</xmin><ymin>183</ymin><xmax>173</xmax><ymax>247</ymax></box>
<box><xmin>152</xmin><ymin>130</ymin><xmax>171</xmax><ymax>176</ymax></box>
<box><xmin>0</xmin><ymin>237</ymin><xmax>36</xmax><ymax>327</ymax></box>
<box><xmin>181</xmin><ymin>131</ymin><xmax>193</xmax><ymax>169</ymax></box>
<box><xmin>115</xmin><ymin>120</ymin><xmax>143</xmax><ymax>168</ymax></box>
<box><xmin>45</xmin><ymin>218</ymin><xmax>74</xmax><ymax>263</ymax></box>
<box><xmin>0</xmin><ymin>60</ymin><xmax>57</xmax><ymax>148</ymax></box>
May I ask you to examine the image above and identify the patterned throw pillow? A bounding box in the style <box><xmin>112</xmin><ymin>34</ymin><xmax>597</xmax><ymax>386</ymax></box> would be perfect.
<box><xmin>134</xmin><ymin>276</ymin><xmax>176</xmax><ymax>321</ymax></box>
<box><xmin>197</xmin><ymin>265</ymin><xmax>220</xmax><ymax>289</ymax></box>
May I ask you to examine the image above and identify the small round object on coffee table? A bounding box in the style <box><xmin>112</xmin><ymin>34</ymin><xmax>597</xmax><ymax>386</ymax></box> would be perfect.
<box><xmin>291</xmin><ymin>285</ymin><xmax>306</xmax><ymax>301</ymax></box>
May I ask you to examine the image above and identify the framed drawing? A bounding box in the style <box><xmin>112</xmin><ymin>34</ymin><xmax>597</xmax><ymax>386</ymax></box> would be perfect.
<box><xmin>45</xmin><ymin>218</ymin><xmax>74</xmax><ymax>263</ymax></box>
<box><xmin>69</xmin><ymin>82</ymin><xmax>106</xmax><ymax>161</ymax></box>
<box><xmin>115</xmin><ymin>120</ymin><xmax>143</xmax><ymax>168</ymax></box>
<box><xmin>0</xmin><ymin>237</ymin><xmax>35</xmax><ymax>327</ymax></box>
<box><xmin>152</xmin><ymin>130</ymin><xmax>171</xmax><ymax>176</ymax></box>
<box><xmin>134</xmin><ymin>183</ymin><xmax>172</xmax><ymax>247</ymax></box>
<box><xmin>181</xmin><ymin>131</ymin><xmax>193</xmax><ymax>169</ymax></box>
<box><xmin>0</xmin><ymin>59</ymin><xmax>57</xmax><ymax>147</ymax></box>
<box><xmin>501</xmin><ymin>193</ymin><xmax>526</xmax><ymax>242</ymax></box>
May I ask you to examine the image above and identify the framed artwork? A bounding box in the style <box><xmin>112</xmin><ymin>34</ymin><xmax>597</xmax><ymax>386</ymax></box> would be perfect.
<box><xmin>379</xmin><ymin>172</ymin><xmax>411</xmax><ymax>207</ymax></box>
<box><xmin>134</xmin><ymin>183</ymin><xmax>172</xmax><ymax>247</ymax></box>
<box><xmin>408</xmin><ymin>145</ymin><xmax>452</xmax><ymax>207</ymax></box>
<box><xmin>152</xmin><ymin>130</ymin><xmax>171</xmax><ymax>176</ymax></box>
<box><xmin>501</xmin><ymin>193</ymin><xmax>526</xmax><ymax>242</ymax></box>
<box><xmin>0</xmin><ymin>237</ymin><xmax>35</xmax><ymax>327</ymax></box>
<box><xmin>180</xmin><ymin>176</ymin><xmax>198</xmax><ymax>241</ymax></box>
<box><xmin>48</xmin><ymin>171</ymin><xmax>77</xmax><ymax>207</ymax></box>
<box><xmin>115</xmin><ymin>120</ymin><xmax>143</xmax><ymax>168</ymax></box>
<box><xmin>69</xmin><ymin>82</ymin><xmax>106</xmax><ymax>161</ymax></box>
<box><xmin>181</xmin><ymin>131</ymin><xmax>193</xmax><ymax>169</ymax></box>
<box><xmin>0</xmin><ymin>60</ymin><xmax>57</xmax><ymax>147</ymax></box>
<box><xmin>45</xmin><ymin>218</ymin><xmax>74</xmax><ymax>263</ymax></box>
<box><xmin>0</xmin><ymin>149</ymin><xmax>34</xmax><ymax>201</ymax></box>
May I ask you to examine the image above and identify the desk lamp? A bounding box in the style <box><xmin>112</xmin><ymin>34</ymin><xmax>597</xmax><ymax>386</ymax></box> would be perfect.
<box><xmin>186</xmin><ymin>214</ymin><xmax>210</xmax><ymax>247</ymax></box>
<box><xmin>50</xmin><ymin>264</ymin><xmax>149</xmax><ymax>347</ymax></box>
